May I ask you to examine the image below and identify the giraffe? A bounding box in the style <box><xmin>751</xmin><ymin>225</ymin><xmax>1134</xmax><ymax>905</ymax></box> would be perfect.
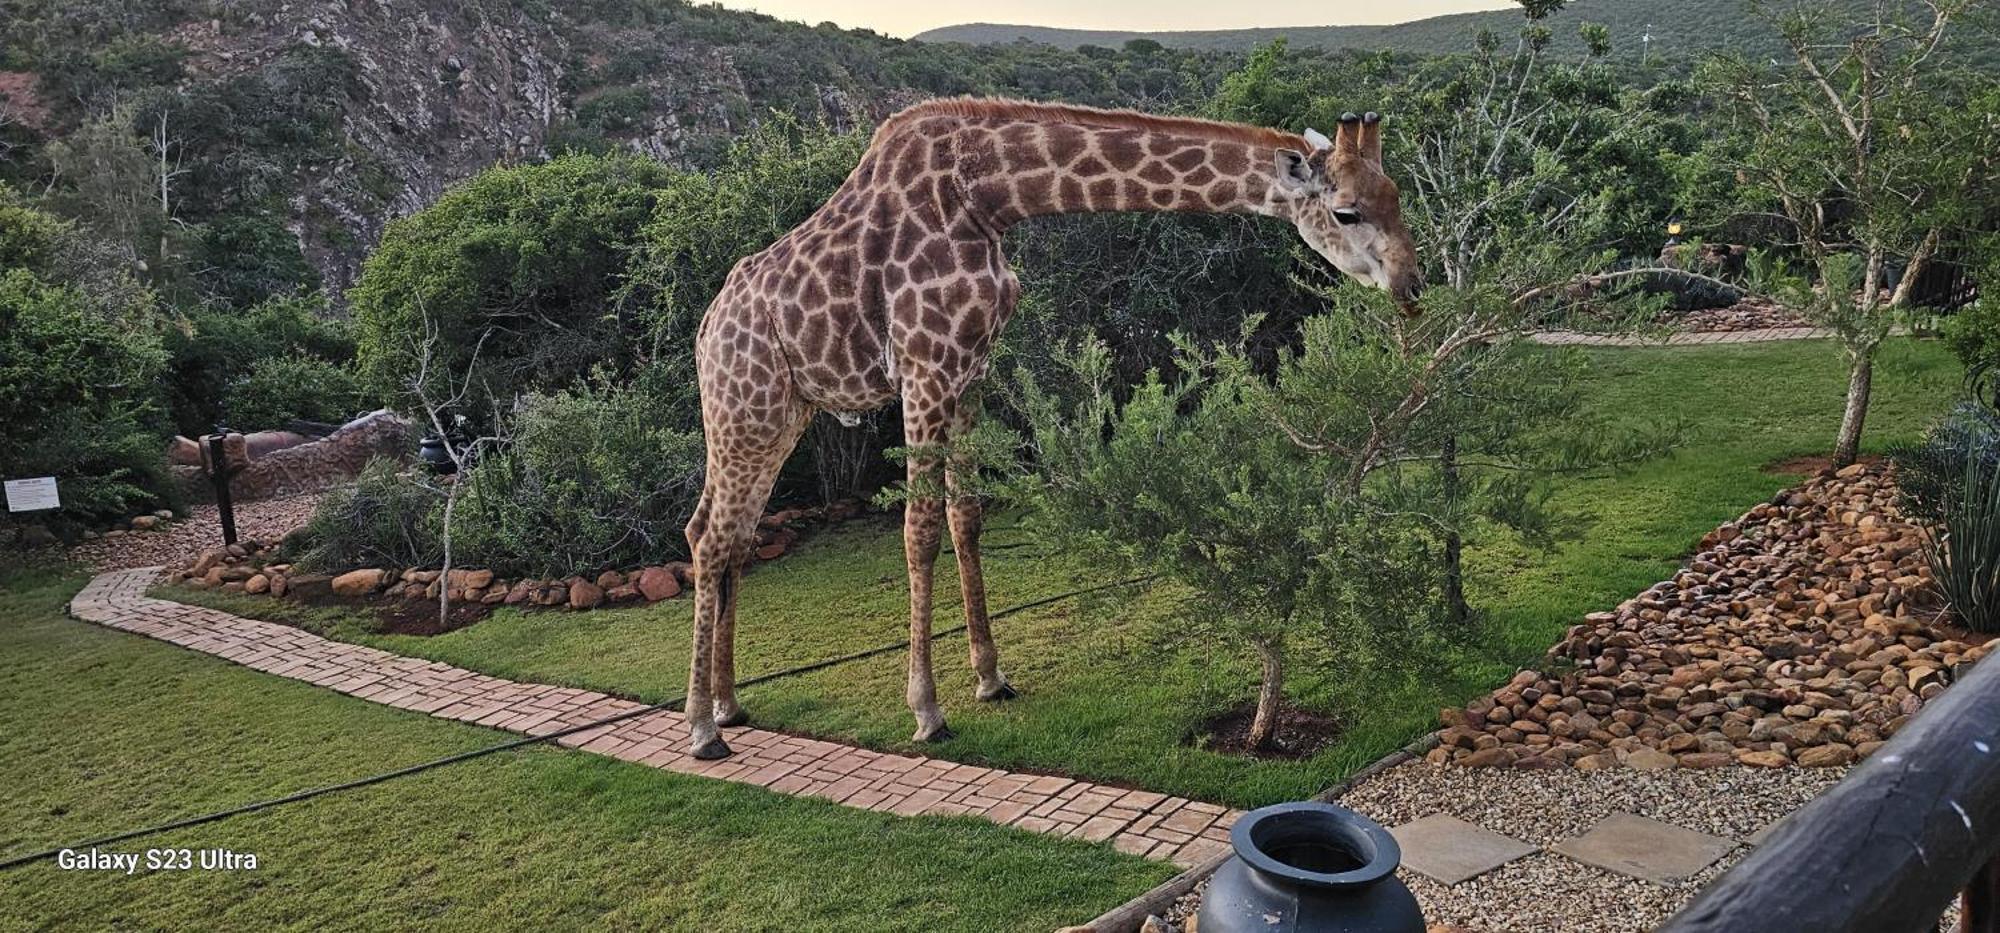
<box><xmin>682</xmin><ymin>99</ymin><xmax>1421</xmax><ymax>759</ymax></box>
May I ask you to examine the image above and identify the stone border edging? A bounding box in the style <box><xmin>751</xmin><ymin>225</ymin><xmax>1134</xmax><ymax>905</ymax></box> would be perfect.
<box><xmin>1062</xmin><ymin>732</ymin><xmax>1443</xmax><ymax>933</ymax></box>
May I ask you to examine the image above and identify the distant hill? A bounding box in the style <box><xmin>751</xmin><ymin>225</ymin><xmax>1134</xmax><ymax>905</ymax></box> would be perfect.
<box><xmin>917</xmin><ymin>0</ymin><xmax>1889</xmax><ymax>60</ymax></box>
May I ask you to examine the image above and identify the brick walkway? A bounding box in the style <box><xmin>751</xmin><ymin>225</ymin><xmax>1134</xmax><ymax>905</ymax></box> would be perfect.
<box><xmin>1528</xmin><ymin>326</ymin><xmax>1835</xmax><ymax>347</ymax></box>
<box><xmin>69</xmin><ymin>568</ymin><xmax>1237</xmax><ymax>867</ymax></box>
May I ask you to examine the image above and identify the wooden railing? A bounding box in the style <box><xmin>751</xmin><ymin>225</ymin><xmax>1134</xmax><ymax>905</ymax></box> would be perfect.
<box><xmin>1660</xmin><ymin>640</ymin><xmax>2000</xmax><ymax>933</ymax></box>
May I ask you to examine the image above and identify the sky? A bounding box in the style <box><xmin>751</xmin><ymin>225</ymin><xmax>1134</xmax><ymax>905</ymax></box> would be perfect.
<box><xmin>707</xmin><ymin>0</ymin><xmax>1519</xmax><ymax>40</ymax></box>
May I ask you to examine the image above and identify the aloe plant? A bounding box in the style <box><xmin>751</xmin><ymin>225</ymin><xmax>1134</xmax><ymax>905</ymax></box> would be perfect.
<box><xmin>1926</xmin><ymin>445</ymin><xmax>2000</xmax><ymax>633</ymax></box>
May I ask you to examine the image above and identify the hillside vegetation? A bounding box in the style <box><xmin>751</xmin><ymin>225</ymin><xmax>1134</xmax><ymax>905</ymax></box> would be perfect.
<box><xmin>916</xmin><ymin>0</ymin><xmax>1995</xmax><ymax>65</ymax></box>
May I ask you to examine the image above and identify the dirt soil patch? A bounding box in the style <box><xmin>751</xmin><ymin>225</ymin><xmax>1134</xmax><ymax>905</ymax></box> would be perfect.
<box><xmin>1189</xmin><ymin>700</ymin><xmax>1341</xmax><ymax>760</ymax></box>
<box><xmin>371</xmin><ymin>597</ymin><xmax>492</xmax><ymax>636</ymax></box>
<box><xmin>1763</xmin><ymin>452</ymin><xmax>1885</xmax><ymax>476</ymax></box>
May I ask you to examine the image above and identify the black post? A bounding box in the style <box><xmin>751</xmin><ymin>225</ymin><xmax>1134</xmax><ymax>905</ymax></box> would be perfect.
<box><xmin>205</xmin><ymin>433</ymin><xmax>238</xmax><ymax>547</ymax></box>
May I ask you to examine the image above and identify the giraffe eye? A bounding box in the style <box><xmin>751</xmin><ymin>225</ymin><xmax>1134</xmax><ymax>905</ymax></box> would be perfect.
<box><xmin>1331</xmin><ymin>208</ymin><xmax>1363</xmax><ymax>226</ymax></box>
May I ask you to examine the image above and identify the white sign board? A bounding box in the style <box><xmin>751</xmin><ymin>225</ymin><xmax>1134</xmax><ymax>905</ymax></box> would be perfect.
<box><xmin>4</xmin><ymin>477</ymin><xmax>60</xmax><ymax>512</ymax></box>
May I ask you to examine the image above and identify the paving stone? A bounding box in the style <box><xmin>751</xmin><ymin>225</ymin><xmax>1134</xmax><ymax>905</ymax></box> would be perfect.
<box><xmin>1552</xmin><ymin>812</ymin><xmax>1737</xmax><ymax>883</ymax></box>
<box><xmin>1389</xmin><ymin>814</ymin><xmax>1538</xmax><ymax>885</ymax></box>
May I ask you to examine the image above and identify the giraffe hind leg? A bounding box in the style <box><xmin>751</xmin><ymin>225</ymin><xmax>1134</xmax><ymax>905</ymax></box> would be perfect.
<box><xmin>711</xmin><ymin>563</ymin><xmax>749</xmax><ymax>728</ymax></box>
<box><xmin>947</xmin><ymin>458</ymin><xmax>1012</xmax><ymax>701</ymax></box>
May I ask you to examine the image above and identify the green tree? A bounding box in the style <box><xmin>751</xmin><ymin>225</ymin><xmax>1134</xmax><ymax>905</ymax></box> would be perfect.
<box><xmin>623</xmin><ymin>115</ymin><xmax>869</xmax><ymax>381</ymax></box>
<box><xmin>1703</xmin><ymin>0</ymin><xmax>2000</xmax><ymax>464</ymax></box>
<box><xmin>162</xmin><ymin>292</ymin><xmax>357</xmax><ymax>435</ymax></box>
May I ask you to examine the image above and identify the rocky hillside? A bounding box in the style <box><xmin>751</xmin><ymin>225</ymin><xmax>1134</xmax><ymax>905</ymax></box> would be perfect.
<box><xmin>0</xmin><ymin>0</ymin><xmax>1233</xmax><ymax>305</ymax></box>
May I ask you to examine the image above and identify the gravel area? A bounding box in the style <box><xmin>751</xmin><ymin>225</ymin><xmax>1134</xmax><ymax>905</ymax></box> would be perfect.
<box><xmin>1334</xmin><ymin>761</ymin><xmax>1842</xmax><ymax>932</ymax></box>
<box><xmin>1155</xmin><ymin>762</ymin><xmax>1850</xmax><ymax>933</ymax></box>
<box><xmin>65</xmin><ymin>493</ymin><xmax>324</xmax><ymax>571</ymax></box>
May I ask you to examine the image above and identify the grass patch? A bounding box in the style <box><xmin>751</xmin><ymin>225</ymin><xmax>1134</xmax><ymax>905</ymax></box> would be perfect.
<box><xmin>0</xmin><ymin>568</ymin><xmax>1172</xmax><ymax>930</ymax></box>
<box><xmin>163</xmin><ymin>338</ymin><xmax>1962</xmax><ymax>808</ymax></box>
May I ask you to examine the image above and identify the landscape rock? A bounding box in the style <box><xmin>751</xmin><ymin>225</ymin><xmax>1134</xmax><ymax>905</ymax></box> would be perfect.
<box><xmin>635</xmin><ymin>566</ymin><xmax>682</xmax><ymax>601</ymax></box>
<box><xmin>567</xmin><ymin>581</ymin><xmax>604</xmax><ymax>610</ymax></box>
<box><xmin>446</xmin><ymin>568</ymin><xmax>493</xmax><ymax>590</ymax></box>
<box><xmin>331</xmin><ymin>568</ymin><xmax>388</xmax><ymax>597</ymax></box>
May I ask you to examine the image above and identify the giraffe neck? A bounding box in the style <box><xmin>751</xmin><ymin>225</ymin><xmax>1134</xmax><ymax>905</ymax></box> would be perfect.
<box><xmin>956</xmin><ymin>119</ymin><xmax>1303</xmax><ymax>229</ymax></box>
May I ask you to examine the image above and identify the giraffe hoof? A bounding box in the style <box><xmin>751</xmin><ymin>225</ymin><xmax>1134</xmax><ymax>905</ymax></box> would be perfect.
<box><xmin>691</xmin><ymin>736</ymin><xmax>734</xmax><ymax>760</ymax></box>
<box><xmin>976</xmin><ymin>682</ymin><xmax>1019</xmax><ymax>702</ymax></box>
<box><xmin>913</xmin><ymin>722</ymin><xmax>955</xmax><ymax>744</ymax></box>
<box><xmin>715</xmin><ymin>708</ymin><xmax>750</xmax><ymax>728</ymax></box>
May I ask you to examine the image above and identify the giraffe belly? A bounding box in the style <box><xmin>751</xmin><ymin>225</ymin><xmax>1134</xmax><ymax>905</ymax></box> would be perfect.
<box><xmin>790</xmin><ymin>357</ymin><xmax>899</xmax><ymax>418</ymax></box>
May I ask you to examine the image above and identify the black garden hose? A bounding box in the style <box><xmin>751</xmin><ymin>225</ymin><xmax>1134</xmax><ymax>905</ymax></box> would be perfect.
<box><xmin>0</xmin><ymin>574</ymin><xmax>1155</xmax><ymax>871</ymax></box>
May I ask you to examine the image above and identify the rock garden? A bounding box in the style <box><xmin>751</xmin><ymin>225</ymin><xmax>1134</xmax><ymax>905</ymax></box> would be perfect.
<box><xmin>1432</xmin><ymin>461</ymin><xmax>1983</xmax><ymax>773</ymax></box>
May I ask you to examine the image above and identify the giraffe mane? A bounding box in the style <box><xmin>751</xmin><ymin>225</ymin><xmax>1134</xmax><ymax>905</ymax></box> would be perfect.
<box><xmin>871</xmin><ymin>97</ymin><xmax>1309</xmax><ymax>152</ymax></box>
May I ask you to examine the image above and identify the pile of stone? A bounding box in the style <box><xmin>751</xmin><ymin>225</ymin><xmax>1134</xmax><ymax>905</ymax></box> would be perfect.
<box><xmin>1675</xmin><ymin>297</ymin><xmax>1807</xmax><ymax>332</ymax></box>
<box><xmin>165</xmin><ymin>502</ymin><xmax>854</xmax><ymax>612</ymax></box>
<box><xmin>64</xmin><ymin>494</ymin><xmax>328</xmax><ymax>572</ymax></box>
<box><xmin>1433</xmin><ymin>462</ymin><xmax>1993</xmax><ymax>771</ymax></box>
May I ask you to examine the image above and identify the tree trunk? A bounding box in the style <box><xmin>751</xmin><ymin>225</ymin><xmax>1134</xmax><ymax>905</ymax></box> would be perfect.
<box><xmin>1833</xmin><ymin>351</ymin><xmax>1873</xmax><ymax>467</ymax></box>
<box><xmin>1248</xmin><ymin>636</ymin><xmax>1285</xmax><ymax>752</ymax></box>
<box><xmin>437</xmin><ymin>476</ymin><xmax>458</xmax><ymax>627</ymax></box>
<box><xmin>1441</xmin><ymin>433</ymin><xmax>1468</xmax><ymax>625</ymax></box>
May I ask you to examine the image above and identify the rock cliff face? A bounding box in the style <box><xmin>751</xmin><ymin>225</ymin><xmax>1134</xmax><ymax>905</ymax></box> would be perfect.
<box><xmin>151</xmin><ymin>1</ymin><xmax>751</xmax><ymax>296</ymax></box>
<box><xmin>5</xmin><ymin>0</ymin><xmax>1221</xmax><ymax>303</ymax></box>
<box><xmin>6</xmin><ymin>0</ymin><xmax>903</xmax><ymax>301</ymax></box>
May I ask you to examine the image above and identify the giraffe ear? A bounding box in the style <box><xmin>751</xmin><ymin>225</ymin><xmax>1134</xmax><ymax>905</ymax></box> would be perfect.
<box><xmin>1302</xmin><ymin>127</ymin><xmax>1333</xmax><ymax>151</ymax></box>
<box><xmin>1272</xmin><ymin>148</ymin><xmax>1319</xmax><ymax>193</ymax></box>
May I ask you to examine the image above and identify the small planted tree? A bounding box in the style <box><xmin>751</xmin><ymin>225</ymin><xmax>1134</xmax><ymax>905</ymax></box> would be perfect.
<box><xmin>1006</xmin><ymin>290</ymin><xmax>1638</xmax><ymax>752</ymax></box>
<box><xmin>1010</xmin><ymin>338</ymin><xmax>1349</xmax><ymax>752</ymax></box>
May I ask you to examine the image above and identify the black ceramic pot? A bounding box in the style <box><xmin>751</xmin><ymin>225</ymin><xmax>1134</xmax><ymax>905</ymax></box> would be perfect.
<box><xmin>1195</xmin><ymin>801</ymin><xmax>1424</xmax><ymax>933</ymax></box>
<box><xmin>419</xmin><ymin>435</ymin><xmax>456</xmax><ymax>474</ymax></box>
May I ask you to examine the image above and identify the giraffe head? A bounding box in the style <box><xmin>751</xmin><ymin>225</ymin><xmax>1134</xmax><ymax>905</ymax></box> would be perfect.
<box><xmin>1272</xmin><ymin>112</ymin><xmax>1422</xmax><ymax>314</ymax></box>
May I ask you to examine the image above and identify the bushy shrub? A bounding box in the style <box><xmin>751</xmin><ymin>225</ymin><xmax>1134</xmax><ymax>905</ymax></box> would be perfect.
<box><xmin>0</xmin><ymin>268</ymin><xmax>173</xmax><ymax>527</ymax></box>
<box><xmin>285</xmin><ymin>374</ymin><xmax>702</xmax><ymax>577</ymax></box>
<box><xmin>286</xmin><ymin>458</ymin><xmax>444</xmax><ymax>572</ymax></box>
<box><xmin>351</xmin><ymin>153</ymin><xmax>678</xmax><ymax>426</ymax></box>
<box><xmin>163</xmin><ymin>292</ymin><xmax>358</xmax><ymax>434</ymax></box>
<box><xmin>1943</xmin><ymin>296</ymin><xmax>2000</xmax><ymax>407</ymax></box>
<box><xmin>455</xmin><ymin>378</ymin><xmax>705</xmax><ymax>577</ymax></box>
<box><xmin>0</xmin><ymin>186</ymin><xmax>175</xmax><ymax>532</ymax></box>
<box><xmin>221</xmin><ymin>354</ymin><xmax>369</xmax><ymax>430</ymax></box>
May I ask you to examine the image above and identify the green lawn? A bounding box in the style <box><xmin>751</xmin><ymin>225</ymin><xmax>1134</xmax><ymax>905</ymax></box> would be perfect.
<box><xmin>162</xmin><ymin>338</ymin><xmax>1962</xmax><ymax>809</ymax></box>
<box><xmin>0</xmin><ymin>568</ymin><xmax>1172</xmax><ymax>931</ymax></box>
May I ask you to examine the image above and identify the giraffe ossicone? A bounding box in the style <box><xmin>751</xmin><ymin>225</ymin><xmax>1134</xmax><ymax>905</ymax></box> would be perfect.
<box><xmin>681</xmin><ymin>98</ymin><xmax>1422</xmax><ymax>759</ymax></box>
